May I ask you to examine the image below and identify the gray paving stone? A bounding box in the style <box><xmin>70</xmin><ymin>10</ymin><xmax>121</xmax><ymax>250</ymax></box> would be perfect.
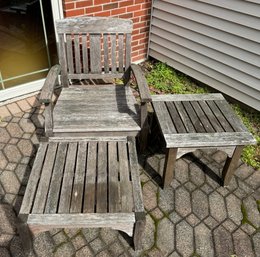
<box><xmin>89</xmin><ymin>238</ymin><xmax>106</xmax><ymax>254</ymax></box>
<box><xmin>176</xmin><ymin>220</ymin><xmax>194</xmax><ymax>257</ymax></box>
<box><xmin>170</xmin><ymin>179</ymin><xmax>181</xmax><ymax>189</ymax></box>
<box><xmin>0</xmin><ymin>234</ymin><xmax>13</xmax><ymax>247</ymax></box>
<box><xmin>71</xmin><ymin>234</ymin><xmax>88</xmax><ymax>251</ymax></box>
<box><xmin>245</xmin><ymin>170</ymin><xmax>260</xmax><ymax>190</ymax></box>
<box><xmin>211</xmin><ymin>150</ymin><xmax>227</xmax><ymax>164</ymax></box>
<box><xmin>209</xmin><ymin>191</ymin><xmax>227</xmax><ymax>222</ymax></box>
<box><xmin>216</xmin><ymin>186</ymin><xmax>229</xmax><ymax>197</ymax></box>
<box><xmin>186</xmin><ymin>214</ymin><xmax>200</xmax><ymax>227</ymax></box>
<box><xmin>142</xmin><ymin>181</ymin><xmax>158</xmax><ymax>211</ymax></box>
<box><xmin>108</xmin><ymin>241</ymin><xmax>125</xmax><ymax>256</ymax></box>
<box><xmin>169</xmin><ymin>211</ymin><xmax>182</xmax><ymax>224</ymax></box>
<box><xmin>5</xmin><ymin>163</ymin><xmax>17</xmax><ymax>171</ymax></box>
<box><xmin>8</xmin><ymin>138</ymin><xmax>19</xmax><ymax>145</ymax></box>
<box><xmin>15</xmin><ymin>164</ymin><xmax>31</xmax><ymax>186</ymax></box>
<box><xmin>52</xmin><ymin>231</ymin><xmax>68</xmax><ymax>245</ymax></box>
<box><xmin>0</xmin><ymin>151</ymin><xmax>7</xmax><ymax>170</ymax></box>
<box><xmin>252</xmin><ymin>233</ymin><xmax>260</xmax><ymax>257</ymax></box>
<box><xmin>157</xmin><ymin>218</ymin><xmax>174</xmax><ymax>256</ymax></box>
<box><xmin>0</xmin><ymin>247</ymin><xmax>11</xmax><ymax>257</ymax></box>
<box><xmin>200</xmin><ymin>183</ymin><xmax>214</xmax><ymax>194</ymax></box>
<box><xmin>183</xmin><ymin>181</ymin><xmax>196</xmax><ymax>192</ymax></box>
<box><xmin>233</xmin><ymin>229</ymin><xmax>254</xmax><ymax>257</ymax></box>
<box><xmin>3</xmin><ymin>145</ymin><xmax>22</xmax><ymax>163</ymax></box>
<box><xmin>2</xmin><ymin>194</ymin><xmax>16</xmax><ymax>205</ymax></box>
<box><xmin>54</xmin><ymin>242</ymin><xmax>75</xmax><ymax>257</ymax></box>
<box><xmin>0</xmin><ymin>171</ymin><xmax>20</xmax><ymax>194</ymax></box>
<box><xmin>82</xmin><ymin>228</ymin><xmax>100</xmax><ymax>242</ymax></box>
<box><xmin>76</xmin><ymin>245</ymin><xmax>93</xmax><ymax>257</ymax></box>
<box><xmin>226</xmin><ymin>194</ymin><xmax>243</xmax><ymax>225</ymax></box>
<box><xmin>64</xmin><ymin>228</ymin><xmax>80</xmax><ymax>238</ymax></box>
<box><xmin>19</xmin><ymin>118</ymin><xmax>36</xmax><ymax>133</ymax></box>
<box><xmin>100</xmin><ymin>228</ymin><xmax>118</xmax><ymax>245</ymax></box>
<box><xmin>192</xmin><ymin>189</ymin><xmax>209</xmax><ymax>220</ymax></box>
<box><xmin>158</xmin><ymin>187</ymin><xmax>174</xmax><ymax>213</ymax></box>
<box><xmin>6</xmin><ymin>123</ymin><xmax>23</xmax><ymax>138</ymax></box>
<box><xmin>235</xmin><ymin>163</ymin><xmax>254</xmax><ymax>180</ymax></box>
<box><xmin>0</xmin><ymin>204</ymin><xmax>16</xmax><ymax>234</ymax></box>
<box><xmin>175</xmin><ymin>159</ymin><xmax>189</xmax><ymax>184</ymax></box>
<box><xmin>168</xmin><ymin>251</ymin><xmax>181</xmax><ymax>257</ymax></box>
<box><xmin>96</xmin><ymin>250</ymin><xmax>112</xmax><ymax>257</ymax></box>
<box><xmin>17</xmin><ymin>139</ymin><xmax>34</xmax><ymax>157</ymax></box>
<box><xmin>240</xmin><ymin>223</ymin><xmax>256</xmax><ymax>235</ymax></box>
<box><xmin>0</xmin><ymin>128</ymin><xmax>10</xmax><ymax>144</ymax></box>
<box><xmin>141</xmin><ymin>214</ymin><xmax>155</xmax><ymax>251</ymax></box>
<box><xmin>221</xmin><ymin>219</ymin><xmax>237</xmax><ymax>233</ymax></box>
<box><xmin>175</xmin><ymin>187</ymin><xmax>191</xmax><ymax>217</ymax></box>
<box><xmin>203</xmin><ymin>216</ymin><xmax>219</xmax><ymax>230</ymax></box>
<box><xmin>243</xmin><ymin>196</ymin><xmax>260</xmax><ymax>228</ymax></box>
<box><xmin>9</xmin><ymin>236</ymin><xmax>25</xmax><ymax>257</ymax></box>
<box><xmin>213</xmin><ymin>226</ymin><xmax>233</xmax><ymax>257</ymax></box>
<box><xmin>189</xmin><ymin>163</ymin><xmax>205</xmax><ymax>186</ymax></box>
<box><xmin>150</xmin><ymin>207</ymin><xmax>164</xmax><ymax>220</ymax></box>
<box><xmin>195</xmin><ymin>223</ymin><xmax>214</xmax><ymax>257</ymax></box>
<box><xmin>147</xmin><ymin>248</ymin><xmax>164</xmax><ymax>257</ymax></box>
<box><xmin>33</xmin><ymin>232</ymin><xmax>55</xmax><ymax>257</ymax></box>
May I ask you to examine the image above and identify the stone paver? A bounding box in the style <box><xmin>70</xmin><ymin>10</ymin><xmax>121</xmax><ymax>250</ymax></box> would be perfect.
<box><xmin>0</xmin><ymin>94</ymin><xmax>259</xmax><ymax>257</ymax></box>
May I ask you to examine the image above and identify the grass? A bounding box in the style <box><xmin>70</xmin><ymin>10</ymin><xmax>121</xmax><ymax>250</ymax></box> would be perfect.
<box><xmin>144</xmin><ymin>61</ymin><xmax>260</xmax><ymax>170</ymax></box>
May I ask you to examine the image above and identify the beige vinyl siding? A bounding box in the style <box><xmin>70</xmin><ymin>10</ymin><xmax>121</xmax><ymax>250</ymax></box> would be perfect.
<box><xmin>148</xmin><ymin>0</ymin><xmax>260</xmax><ymax>111</ymax></box>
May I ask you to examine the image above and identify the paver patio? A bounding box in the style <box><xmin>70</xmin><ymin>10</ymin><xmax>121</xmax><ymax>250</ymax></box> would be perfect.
<box><xmin>0</xmin><ymin>93</ymin><xmax>259</xmax><ymax>257</ymax></box>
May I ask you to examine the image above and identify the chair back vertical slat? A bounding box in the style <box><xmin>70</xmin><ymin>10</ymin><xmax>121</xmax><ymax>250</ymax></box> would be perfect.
<box><xmin>110</xmin><ymin>34</ymin><xmax>117</xmax><ymax>73</ymax></box>
<box><xmin>118</xmin><ymin>34</ymin><xmax>124</xmax><ymax>73</ymax></box>
<box><xmin>90</xmin><ymin>34</ymin><xmax>101</xmax><ymax>73</ymax></box>
<box><xmin>74</xmin><ymin>34</ymin><xmax>81</xmax><ymax>74</ymax></box>
<box><xmin>58</xmin><ymin>34</ymin><xmax>68</xmax><ymax>87</ymax></box>
<box><xmin>66</xmin><ymin>34</ymin><xmax>74</xmax><ymax>74</ymax></box>
<box><xmin>125</xmin><ymin>33</ymin><xmax>131</xmax><ymax>71</ymax></box>
<box><xmin>82</xmin><ymin>34</ymin><xmax>89</xmax><ymax>73</ymax></box>
<box><xmin>103</xmin><ymin>34</ymin><xmax>109</xmax><ymax>73</ymax></box>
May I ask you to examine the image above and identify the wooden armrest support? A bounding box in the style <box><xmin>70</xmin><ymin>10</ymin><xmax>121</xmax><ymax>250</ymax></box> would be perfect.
<box><xmin>39</xmin><ymin>65</ymin><xmax>60</xmax><ymax>104</ymax></box>
<box><xmin>130</xmin><ymin>64</ymin><xmax>151</xmax><ymax>103</ymax></box>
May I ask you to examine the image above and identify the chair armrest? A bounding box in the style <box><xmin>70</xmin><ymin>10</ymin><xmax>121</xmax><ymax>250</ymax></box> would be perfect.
<box><xmin>39</xmin><ymin>64</ymin><xmax>61</xmax><ymax>104</ymax></box>
<box><xmin>130</xmin><ymin>64</ymin><xmax>151</xmax><ymax>103</ymax></box>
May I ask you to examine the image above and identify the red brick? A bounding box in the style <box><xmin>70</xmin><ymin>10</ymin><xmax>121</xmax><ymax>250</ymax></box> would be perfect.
<box><xmin>94</xmin><ymin>0</ymin><xmax>110</xmax><ymax>5</ymax></box>
<box><xmin>95</xmin><ymin>10</ymin><xmax>111</xmax><ymax>16</ymax></box>
<box><xmin>103</xmin><ymin>2</ymin><xmax>118</xmax><ymax>10</ymax></box>
<box><xmin>119</xmin><ymin>13</ymin><xmax>133</xmax><ymax>19</ymax></box>
<box><xmin>142</xmin><ymin>2</ymin><xmax>151</xmax><ymax>9</ymax></box>
<box><xmin>133</xmin><ymin>44</ymin><xmax>144</xmax><ymax>52</ymax></box>
<box><xmin>65</xmin><ymin>8</ymin><xmax>85</xmax><ymax>17</ymax></box>
<box><xmin>65</xmin><ymin>2</ymin><xmax>75</xmax><ymax>10</ymax></box>
<box><xmin>119</xmin><ymin>0</ymin><xmax>134</xmax><ymax>7</ymax></box>
<box><xmin>111</xmin><ymin>7</ymin><xmax>126</xmax><ymax>15</ymax></box>
<box><xmin>86</xmin><ymin>6</ymin><xmax>102</xmax><ymax>14</ymax></box>
<box><xmin>139</xmin><ymin>37</ymin><xmax>149</xmax><ymax>44</ymax></box>
<box><xmin>140</xmin><ymin>26</ymin><xmax>149</xmax><ymax>33</ymax></box>
<box><xmin>132</xmin><ymin>17</ymin><xmax>140</xmax><ymax>23</ymax></box>
<box><xmin>133</xmin><ymin>21</ymin><xmax>147</xmax><ymax>29</ymax></box>
<box><xmin>127</xmin><ymin>4</ymin><xmax>141</xmax><ymax>12</ymax></box>
<box><xmin>76</xmin><ymin>0</ymin><xmax>92</xmax><ymax>8</ymax></box>
<box><xmin>135</xmin><ymin>0</ymin><xmax>144</xmax><ymax>4</ymax></box>
<box><xmin>131</xmin><ymin>40</ymin><xmax>139</xmax><ymax>47</ymax></box>
<box><xmin>141</xmin><ymin>15</ymin><xmax>150</xmax><ymax>21</ymax></box>
<box><xmin>133</xmin><ymin>33</ymin><xmax>146</xmax><ymax>41</ymax></box>
<box><xmin>134</xmin><ymin>10</ymin><xmax>148</xmax><ymax>17</ymax></box>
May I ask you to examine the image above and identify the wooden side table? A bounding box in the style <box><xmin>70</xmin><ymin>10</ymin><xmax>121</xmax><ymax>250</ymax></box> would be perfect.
<box><xmin>152</xmin><ymin>93</ymin><xmax>256</xmax><ymax>187</ymax></box>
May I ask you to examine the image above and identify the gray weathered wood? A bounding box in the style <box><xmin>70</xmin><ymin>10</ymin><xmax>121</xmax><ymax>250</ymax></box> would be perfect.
<box><xmin>20</xmin><ymin>143</ymin><xmax>48</xmax><ymax>214</ymax></box>
<box><xmin>56</xmin><ymin>17</ymin><xmax>133</xmax><ymax>34</ymax></box>
<box><xmin>82</xmin><ymin>34</ymin><xmax>89</xmax><ymax>73</ymax></box>
<box><xmin>58</xmin><ymin>142</ymin><xmax>77</xmax><ymax>213</ymax></box>
<box><xmin>222</xmin><ymin>146</ymin><xmax>244</xmax><ymax>186</ymax></box>
<box><xmin>125</xmin><ymin>34</ymin><xmax>131</xmax><ymax>71</ymax></box>
<box><xmin>163</xmin><ymin>148</ymin><xmax>177</xmax><ymax>188</ymax></box>
<box><xmin>45</xmin><ymin>142</ymin><xmax>68</xmax><ymax>214</ymax></box>
<box><xmin>90</xmin><ymin>34</ymin><xmax>101</xmax><ymax>73</ymax></box>
<box><xmin>39</xmin><ymin>65</ymin><xmax>60</xmax><ymax>104</ymax></box>
<box><xmin>70</xmin><ymin>141</ymin><xmax>87</xmax><ymax>213</ymax></box>
<box><xmin>44</xmin><ymin>103</ymin><xmax>53</xmax><ymax>137</ymax></box>
<box><xmin>111</xmin><ymin>34</ymin><xmax>117</xmax><ymax>73</ymax></box>
<box><xmin>130</xmin><ymin>64</ymin><xmax>152</xmax><ymax>102</ymax></box>
<box><xmin>66</xmin><ymin>34</ymin><xmax>74</xmax><ymax>74</ymax></box>
<box><xmin>118</xmin><ymin>34</ymin><xmax>124</xmax><ymax>73</ymax></box>
<box><xmin>164</xmin><ymin>132</ymin><xmax>256</xmax><ymax>148</ymax></box>
<box><xmin>103</xmin><ymin>34</ymin><xmax>109</xmax><ymax>73</ymax></box>
<box><xmin>32</xmin><ymin>143</ymin><xmax>58</xmax><ymax>214</ymax></box>
<box><xmin>151</xmin><ymin>93</ymin><xmax>224</xmax><ymax>102</ymax></box>
<box><xmin>74</xmin><ymin>34</ymin><xmax>81</xmax><ymax>73</ymax></box>
<box><xmin>58</xmin><ymin>34</ymin><xmax>68</xmax><ymax>87</ymax></box>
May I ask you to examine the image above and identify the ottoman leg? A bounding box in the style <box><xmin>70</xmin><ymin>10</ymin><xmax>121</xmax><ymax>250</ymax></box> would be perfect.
<box><xmin>222</xmin><ymin>145</ymin><xmax>244</xmax><ymax>186</ymax></box>
<box><xmin>163</xmin><ymin>148</ymin><xmax>178</xmax><ymax>188</ymax></box>
<box><xmin>133</xmin><ymin>212</ymin><xmax>146</xmax><ymax>250</ymax></box>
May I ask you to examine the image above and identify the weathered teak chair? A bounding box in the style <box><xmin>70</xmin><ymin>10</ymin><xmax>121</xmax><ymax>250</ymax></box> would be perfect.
<box><xmin>18</xmin><ymin>17</ymin><xmax>151</xmax><ymax>254</ymax></box>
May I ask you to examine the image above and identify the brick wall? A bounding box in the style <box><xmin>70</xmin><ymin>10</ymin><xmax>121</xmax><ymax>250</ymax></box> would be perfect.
<box><xmin>63</xmin><ymin>0</ymin><xmax>152</xmax><ymax>63</ymax></box>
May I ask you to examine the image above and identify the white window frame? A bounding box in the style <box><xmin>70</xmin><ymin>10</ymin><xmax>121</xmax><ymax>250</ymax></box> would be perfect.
<box><xmin>0</xmin><ymin>0</ymin><xmax>63</xmax><ymax>103</ymax></box>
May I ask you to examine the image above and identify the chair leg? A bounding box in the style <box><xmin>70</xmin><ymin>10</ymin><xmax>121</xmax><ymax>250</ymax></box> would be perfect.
<box><xmin>222</xmin><ymin>145</ymin><xmax>244</xmax><ymax>186</ymax></box>
<box><xmin>17</xmin><ymin>216</ymin><xmax>34</xmax><ymax>256</ymax></box>
<box><xmin>140</xmin><ymin>102</ymin><xmax>149</xmax><ymax>153</ymax></box>
<box><xmin>163</xmin><ymin>148</ymin><xmax>178</xmax><ymax>188</ymax></box>
<box><xmin>133</xmin><ymin>212</ymin><xmax>146</xmax><ymax>250</ymax></box>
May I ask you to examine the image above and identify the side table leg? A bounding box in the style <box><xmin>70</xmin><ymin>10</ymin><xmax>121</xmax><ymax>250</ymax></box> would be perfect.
<box><xmin>222</xmin><ymin>145</ymin><xmax>244</xmax><ymax>186</ymax></box>
<box><xmin>163</xmin><ymin>148</ymin><xmax>178</xmax><ymax>188</ymax></box>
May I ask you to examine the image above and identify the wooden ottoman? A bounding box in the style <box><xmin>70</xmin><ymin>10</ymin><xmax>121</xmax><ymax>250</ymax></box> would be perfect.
<box><xmin>18</xmin><ymin>137</ymin><xmax>145</xmax><ymax>254</ymax></box>
<box><xmin>152</xmin><ymin>93</ymin><xmax>256</xmax><ymax>187</ymax></box>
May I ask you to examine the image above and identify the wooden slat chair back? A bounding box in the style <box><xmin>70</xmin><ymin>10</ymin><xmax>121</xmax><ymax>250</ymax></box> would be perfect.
<box><xmin>56</xmin><ymin>17</ymin><xmax>133</xmax><ymax>86</ymax></box>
